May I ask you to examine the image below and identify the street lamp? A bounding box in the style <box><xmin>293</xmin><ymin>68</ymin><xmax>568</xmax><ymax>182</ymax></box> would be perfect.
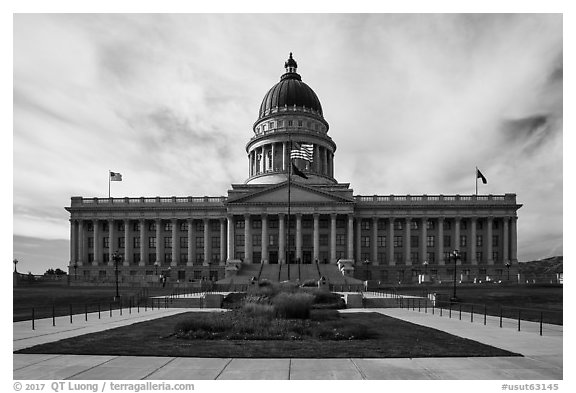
<box><xmin>505</xmin><ymin>261</ymin><xmax>511</xmax><ymax>282</ymax></box>
<box><xmin>73</xmin><ymin>262</ymin><xmax>78</xmax><ymax>280</ymax></box>
<box><xmin>154</xmin><ymin>261</ymin><xmax>159</xmax><ymax>276</ymax></box>
<box><xmin>450</xmin><ymin>249</ymin><xmax>461</xmax><ymax>302</ymax></box>
<box><xmin>423</xmin><ymin>260</ymin><xmax>428</xmax><ymax>275</ymax></box>
<box><xmin>112</xmin><ymin>250</ymin><xmax>122</xmax><ymax>300</ymax></box>
<box><xmin>13</xmin><ymin>258</ymin><xmax>18</xmax><ymax>273</ymax></box>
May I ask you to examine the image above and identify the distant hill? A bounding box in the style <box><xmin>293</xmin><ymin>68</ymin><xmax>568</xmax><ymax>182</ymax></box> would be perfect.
<box><xmin>519</xmin><ymin>256</ymin><xmax>563</xmax><ymax>277</ymax></box>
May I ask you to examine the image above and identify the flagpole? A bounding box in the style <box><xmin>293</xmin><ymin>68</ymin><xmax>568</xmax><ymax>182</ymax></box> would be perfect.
<box><xmin>287</xmin><ymin>135</ymin><xmax>292</xmax><ymax>274</ymax></box>
<box><xmin>475</xmin><ymin>167</ymin><xmax>478</xmax><ymax>197</ymax></box>
<box><xmin>108</xmin><ymin>170</ymin><xmax>111</xmax><ymax>199</ymax></box>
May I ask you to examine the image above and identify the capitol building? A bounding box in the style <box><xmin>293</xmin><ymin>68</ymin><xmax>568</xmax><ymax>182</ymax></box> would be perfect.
<box><xmin>66</xmin><ymin>54</ymin><xmax>522</xmax><ymax>286</ymax></box>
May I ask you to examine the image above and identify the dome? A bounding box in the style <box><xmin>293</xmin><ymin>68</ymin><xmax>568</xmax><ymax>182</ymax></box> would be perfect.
<box><xmin>258</xmin><ymin>53</ymin><xmax>323</xmax><ymax>119</ymax></box>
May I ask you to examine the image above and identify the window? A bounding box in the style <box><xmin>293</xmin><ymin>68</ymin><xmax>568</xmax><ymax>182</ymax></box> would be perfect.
<box><xmin>394</xmin><ymin>221</ymin><xmax>403</xmax><ymax>230</ymax></box>
<box><xmin>411</xmin><ymin>252</ymin><xmax>419</xmax><ymax>262</ymax></box>
<box><xmin>253</xmin><ymin>235</ymin><xmax>261</xmax><ymax>247</ymax></box>
<box><xmin>411</xmin><ymin>236</ymin><xmax>419</xmax><ymax>248</ymax></box>
<box><xmin>278</xmin><ymin>120</ymin><xmax>283</xmax><ymax>127</ymax></box>
<box><xmin>269</xmin><ymin>220</ymin><xmax>278</xmax><ymax>229</ymax></box>
<box><xmin>336</xmin><ymin>219</ymin><xmax>346</xmax><ymax>228</ymax></box>
<box><xmin>196</xmin><ymin>253</ymin><xmax>204</xmax><ymax>263</ymax></box>
<box><xmin>444</xmin><ymin>251</ymin><xmax>452</xmax><ymax>263</ymax></box>
<box><xmin>361</xmin><ymin>252</ymin><xmax>370</xmax><ymax>261</ymax></box>
<box><xmin>103</xmin><ymin>237</ymin><xmax>110</xmax><ymax>249</ymax></box>
<box><xmin>194</xmin><ymin>270</ymin><xmax>202</xmax><ymax>280</ymax></box>
<box><xmin>180</xmin><ymin>237</ymin><xmax>188</xmax><ymax>248</ymax></box>
<box><xmin>180</xmin><ymin>254</ymin><xmax>187</xmax><ymax>264</ymax></box>
<box><xmin>493</xmin><ymin>235</ymin><xmax>499</xmax><ymax>247</ymax></box>
<box><xmin>377</xmin><ymin>236</ymin><xmax>386</xmax><ymax>247</ymax></box>
<box><xmin>269</xmin><ymin>121</ymin><xmax>274</xmax><ymax>129</ymax></box>
<box><xmin>394</xmin><ymin>236</ymin><xmax>403</xmax><ymax>247</ymax></box>
<box><xmin>476</xmin><ymin>235</ymin><xmax>483</xmax><ymax>247</ymax></box>
<box><xmin>269</xmin><ymin>235</ymin><xmax>277</xmax><ymax>246</ymax></box>
<box><xmin>87</xmin><ymin>222</ymin><xmax>93</xmax><ymax>232</ymax></box>
<box><xmin>303</xmin><ymin>219</ymin><xmax>312</xmax><ymax>228</ymax></box>
<box><xmin>88</xmin><ymin>253</ymin><xmax>94</xmax><ymax>262</ymax></box>
<box><xmin>180</xmin><ymin>222</ymin><xmax>188</xmax><ymax>231</ymax></box>
<box><xmin>361</xmin><ymin>236</ymin><xmax>370</xmax><ymax>247</ymax></box>
<box><xmin>411</xmin><ymin>221</ymin><xmax>419</xmax><ymax>230</ymax></box>
<box><xmin>378</xmin><ymin>253</ymin><xmax>386</xmax><ymax>264</ymax></box>
<box><xmin>314</xmin><ymin>123</ymin><xmax>319</xmax><ymax>131</ymax></box>
<box><xmin>118</xmin><ymin>237</ymin><xmax>125</xmax><ymax>248</ymax></box>
<box><xmin>178</xmin><ymin>270</ymin><xmax>186</xmax><ymax>280</ymax></box>
<box><xmin>477</xmin><ymin>221</ymin><xmax>483</xmax><ymax>230</ymax></box>
<box><xmin>165</xmin><ymin>253</ymin><xmax>172</xmax><ymax>263</ymax></box>
<box><xmin>118</xmin><ymin>222</ymin><xmax>125</xmax><ymax>232</ymax></box>
<box><xmin>426</xmin><ymin>220</ymin><xmax>435</xmax><ymax>230</ymax></box>
<box><xmin>164</xmin><ymin>222</ymin><xmax>172</xmax><ymax>231</ymax></box>
<box><xmin>164</xmin><ymin>237</ymin><xmax>172</xmax><ymax>248</ymax></box>
<box><xmin>362</xmin><ymin>220</ymin><xmax>371</xmax><ymax>230</ymax></box>
<box><xmin>103</xmin><ymin>253</ymin><xmax>109</xmax><ymax>263</ymax></box>
<box><xmin>133</xmin><ymin>222</ymin><xmax>140</xmax><ymax>232</ymax></box>
<box><xmin>444</xmin><ymin>235</ymin><xmax>451</xmax><ymax>247</ymax></box>
<box><xmin>235</xmin><ymin>220</ymin><xmax>244</xmax><ymax>229</ymax></box>
<box><xmin>288</xmin><ymin>120</ymin><xmax>293</xmax><ymax>126</ymax></box>
<box><xmin>298</xmin><ymin>120</ymin><xmax>303</xmax><ymax>127</ymax></box>
<box><xmin>196</xmin><ymin>237</ymin><xmax>204</xmax><ymax>248</ymax></box>
<box><xmin>235</xmin><ymin>234</ymin><xmax>244</xmax><ymax>246</ymax></box>
<box><xmin>88</xmin><ymin>237</ymin><xmax>94</xmax><ymax>248</ymax></box>
<box><xmin>493</xmin><ymin>220</ymin><xmax>499</xmax><ymax>229</ymax></box>
<box><xmin>476</xmin><ymin>252</ymin><xmax>483</xmax><ymax>262</ymax></box>
<box><xmin>302</xmin><ymin>234</ymin><xmax>312</xmax><ymax>247</ymax></box>
<box><xmin>102</xmin><ymin>222</ymin><xmax>109</xmax><ymax>232</ymax></box>
<box><xmin>461</xmin><ymin>251</ymin><xmax>467</xmax><ymax>262</ymax></box>
<box><xmin>461</xmin><ymin>221</ymin><xmax>467</xmax><ymax>230</ymax></box>
<box><xmin>427</xmin><ymin>252</ymin><xmax>435</xmax><ymax>263</ymax></box>
<box><xmin>460</xmin><ymin>235</ymin><xmax>467</xmax><ymax>247</ymax></box>
<box><xmin>307</xmin><ymin>121</ymin><xmax>311</xmax><ymax>128</ymax></box>
<box><xmin>427</xmin><ymin>236</ymin><xmax>435</xmax><ymax>247</ymax></box>
<box><xmin>377</xmin><ymin>220</ymin><xmax>386</xmax><ymax>230</ymax></box>
<box><xmin>149</xmin><ymin>237</ymin><xmax>156</xmax><ymax>248</ymax></box>
<box><xmin>212</xmin><ymin>237</ymin><xmax>220</xmax><ymax>248</ymax></box>
<box><xmin>336</xmin><ymin>235</ymin><xmax>346</xmax><ymax>246</ymax></box>
<box><xmin>336</xmin><ymin>251</ymin><xmax>345</xmax><ymax>260</ymax></box>
<box><xmin>212</xmin><ymin>253</ymin><xmax>220</xmax><ymax>262</ymax></box>
<box><xmin>493</xmin><ymin>251</ymin><xmax>499</xmax><ymax>262</ymax></box>
<box><xmin>149</xmin><ymin>253</ymin><xmax>156</xmax><ymax>263</ymax></box>
<box><xmin>133</xmin><ymin>253</ymin><xmax>140</xmax><ymax>263</ymax></box>
<box><xmin>149</xmin><ymin>222</ymin><xmax>156</xmax><ymax>231</ymax></box>
<box><xmin>319</xmin><ymin>234</ymin><xmax>328</xmax><ymax>246</ymax></box>
<box><xmin>320</xmin><ymin>219</ymin><xmax>329</xmax><ymax>228</ymax></box>
<box><xmin>133</xmin><ymin>237</ymin><xmax>140</xmax><ymax>248</ymax></box>
<box><xmin>444</xmin><ymin>221</ymin><xmax>451</xmax><ymax>230</ymax></box>
<box><xmin>394</xmin><ymin>253</ymin><xmax>403</xmax><ymax>263</ymax></box>
<box><xmin>196</xmin><ymin>221</ymin><xmax>205</xmax><ymax>231</ymax></box>
<box><xmin>252</xmin><ymin>220</ymin><xmax>262</xmax><ymax>229</ymax></box>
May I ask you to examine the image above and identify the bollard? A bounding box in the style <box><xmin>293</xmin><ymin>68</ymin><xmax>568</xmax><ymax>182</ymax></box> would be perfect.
<box><xmin>459</xmin><ymin>304</ymin><xmax>462</xmax><ymax>320</ymax></box>
<box><xmin>425</xmin><ymin>300</ymin><xmax>427</xmax><ymax>314</ymax></box>
<box><xmin>449</xmin><ymin>304</ymin><xmax>452</xmax><ymax>319</ymax></box>
<box><xmin>32</xmin><ymin>308</ymin><xmax>35</xmax><ymax>330</ymax></box>
<box><xmin>484</xmin><ymin>305</ymin><xmax>487</xmax><ymax>325</ymax></box>
<box><xmin>471</xmin><ymin>305</ymin><xmax>474</xmax><ymax>323</ymax></box>
<box><xmin>518</xmin><ymin>309</ymin><xmax>521</xmax><ymax>332</ymax></box>
<box><xmin>120</xmin><ymin>299</ymin><xmax>123</xmax><ymax>316</ymax></box>
<box><xmin>98</xmin><ymin>303</ymin><xmax>101</xmax><ymax>319</ymax></box>
<box><xmin>85</xmin><ymin>304</ymin><xmax>88</xmax><ymax>321</ymax></box>
<box><xmin>418</xmin><ymin>299</ymin><xmax>421</xmax><ymax>312</ymax></box>
<box><xmin>70</xmin><ymin>304</ymin><xmax>73</xmax><ymax>324</ymax></box>
<box><xmin>52</xmin><ymin>305</ymin><xmax>56</xmax><ymax>327</ymax></box>
<box><xmin>129</xmin><ymin>298</ymin><xmax>132</xmax><ymax>314</ymax></box>
<box><xmin>499</xmin><ymin>306</ymin><xmax>503</xmax><ymax>328</ymax></box>
<box><xmin>109</xmin><ymin>303</ymin><xmax>112</xmax><ymax>318</ymax></box>
<box><xmin>539</xmin><ymin>312</ymin><xmax>543</xmax><ymax>336</ymax></box>
<box><xmin>440</xmin><ymin>305</ymin><xmax>443</xmax><ymax>317</ymax></box>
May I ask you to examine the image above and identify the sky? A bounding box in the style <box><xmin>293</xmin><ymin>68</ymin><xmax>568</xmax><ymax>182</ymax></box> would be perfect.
<box><xmin>12</xmin><ymin>13</ymin><xmax>563</xmax><ymax>274</ymax></box>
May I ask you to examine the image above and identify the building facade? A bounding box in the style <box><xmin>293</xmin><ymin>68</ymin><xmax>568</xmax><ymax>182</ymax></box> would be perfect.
<box><xmin>66</xmin><ymin>54</ymin><xmax>522</xmax><ymax>284</ymax></box>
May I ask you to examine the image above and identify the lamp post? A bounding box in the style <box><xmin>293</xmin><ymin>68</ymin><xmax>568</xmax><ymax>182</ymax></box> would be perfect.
<box><xmin>450</xmin><ymin>249</ymin><xmax>461</xmax><ymax>302</ymax></box>
<box><xmin>13</xmin><ymin>258</ymin><xmax>18</xmax><ymax>273</ymax></box>
<box><xmin>112</xmin><ymin>250</ymin><xmax>122</xmax><ymax>300</ymax></box>
<box><xmin>154</xmin><ymin>261</ymin><xmax>159</xmax><ymax>276</ymax></box>
<box><xmin>505</xmin><ymin>261</ymin><xmax>511</xmax><ymax>282</ymax></box>
<box><xmin>423</xmin><ymin>260</ymin><xmax>428</xmax><ymax>275</ymax></box>
<box><xmin>73</xmin><ymin>262</ymin><xmax>78</xmax><ymax>280</ymax></box>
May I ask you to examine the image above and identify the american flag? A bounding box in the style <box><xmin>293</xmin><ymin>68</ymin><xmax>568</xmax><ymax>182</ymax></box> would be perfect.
<box><xmin>290</xmin><ymin>142</ymin><xmax>314</xmax><ymax>162</ymax></box>
<box><xmin>110</xmin><ymin>171</ymin><xmax>123</xmax><ymax>181</ymax></box>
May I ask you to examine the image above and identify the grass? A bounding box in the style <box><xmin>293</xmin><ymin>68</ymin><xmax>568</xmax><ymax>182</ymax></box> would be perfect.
<box><xmin>16</xmin><ymin>311</ymin><xmax>521</xmax><ymax>358</ymax></box>
<box><xmin>13</xmin><ymin>284</ymin><xmax>170</xmax><ymax>322</ymax></box>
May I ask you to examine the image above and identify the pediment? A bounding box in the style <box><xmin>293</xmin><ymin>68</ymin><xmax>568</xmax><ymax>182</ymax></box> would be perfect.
<box><xmin>227</xmin><ymin>182</ymin><xmax>354</xmax><ymax>205</ymax></box>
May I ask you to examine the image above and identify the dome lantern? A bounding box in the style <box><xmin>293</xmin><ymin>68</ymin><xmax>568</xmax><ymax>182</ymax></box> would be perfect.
<box><xmin>284</xmin><ymin>52</ymin><xmax>298</xmax><ymax>74</ymax></box>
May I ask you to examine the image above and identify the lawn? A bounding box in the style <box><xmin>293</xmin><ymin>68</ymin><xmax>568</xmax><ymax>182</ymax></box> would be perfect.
<box><xmin>13</xmin><ymin>284</ymin><xmax>172</xmax><ymax>322</ymax></box>
<box><xmin>16</xmin><ymin>311</ymin><xmax>521</xmax><ymax>359</ymax></box>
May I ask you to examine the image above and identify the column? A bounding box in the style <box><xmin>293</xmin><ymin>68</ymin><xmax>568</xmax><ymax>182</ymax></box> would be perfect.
<box><xmin>470</xmin><ymin>217</ymin><xmax>477</xmax><ymax>265</ymax></box>
<box><xmin>244</xmin><ymin>214</ymin><xmax>252</xmax><ymax>263</ymax></box>
<box><xmin>486</xmin><ymin>217</ymin><xmax>494</xmax><ymax>265</ymax></box>
<box><xmin>420</xmin><ymin>217</ymin><xmax>427</xmax><ymax>265</ymax></box>
<box><xmin>93</xmin><ymin>219</ymin><xmax>100</xmax><ymax>266</ymax></box>
<box><xmin>220</xmin><ymin>218</ymin><xmax>226</xmax><ymax>265</ymax></box>
<box><xmin>278</xmin><ymin>214</ymin><xmax>286</xmax><ymax>264</ymax></box>
<box><xmin>405</xmin><ymin>218</ymin><xmax>411</xmax><ymax>266</ymax></box>
<box><xmin>155</xmin><ymin>219</ymin><xmax>162</xmax><ymax>266</ymax></box>
<box><xmin>77</xmin><ymin>219</ymin><xmax>84</xmax><ymax>266</ymax></box>
<box><xmin>330</xmin><ymin>214</ymin><xmax>337</xmax><ymax>263</ymax></box>
<box><xmin>355</xmin><ymin>217</ymin><xmax>361</xmax><ymax>263</ymax></box>
<box><xmin>323</xmin><ymin>148</ymin><xmax>328</xmax><ymax>176</ymax></box>
<box><xmin>454</xmin><ymin>217</ymin><xmax>461</xmax><ymax>252</ymax></box>
<box><xmin>510</xmin><ymin>217</ymin><xmax>518</xmax><ymax>264</ymax></box>
<box><xmin>139</xmin><ymin>219</ymin><xmax>147</xmax><ymax>266</ymax></box>
<box><xmin>503</xmin><ymin>218</ymin><xmax>510</xmax><ymax>263</ymax></box>
<box><xmin>187</xmin><ymin>219</ymin><xmax>195</xmax><ymax>266</ymax></box>
<box><xmin>282</xmin><ymin>142</ymin><xmax>287</xmax><ymax>171</ymax></box>
<box><xmin>388</xmin><ymin>218</ymin><xmax>395</xmax><ymax>266</ymax></box>
<box><xmin>314</xmin><ymin>144</ymin><xmax>320</xmax><ymax>173</ymax></box>
<box><xmin>347</xmin><ymin>214</ymin><xmax>354</xmax><ymax>260</ymax></box>
<box><xmin>69</xmin><ymin>219</ymin><xmax>76</xmax><ymax>265</ymax></box>
<box><xmin>108</xmin><ymin>219</ymin><xmax>115</xmax><ymax>266</ymax></box>
<box><xmin>271</xmin><ymin>143</ymin><xmax>276</xmax><ymax>171</ymax></box>
<box><xmin>203</xmin><ymin>218</ymin><xmax>210</xmax><ymax>266</ymax></box>
<box><xmin>261</xmin><ymin>214</ymin><xmax>269</xmax><ymax>264</ymax></box>
<box><xmin>227</xmin><ymin>216</ymin><xmax>235</xmax><ymax>262</ymax></box>
<box><xmin>371</xmin><ymin>217</ymin><xmax>378</xmax><ymax>265</ymax></box>
<box><xmin>437</xmin><ymin>217</ymin><xmax>444</xmax><ymax>265</ymax></box>
<box><xmin>313</xmin><ymin>214</ymin><xmax>320</xmax><ymax>263</ymax></box>
<box><xmin>171</xmin><ymin>219</ymin><xmax>178</xmax><ymax>267</ymax></box>
<box><xmin>124</xmin><ymin>219</ymin><xmax>132</xmax><ymax>266</ymax></box>
<box><xmin>296</xmin><ymin>214</ymin><xmax>302</xmax><ymax>262</ymax></box>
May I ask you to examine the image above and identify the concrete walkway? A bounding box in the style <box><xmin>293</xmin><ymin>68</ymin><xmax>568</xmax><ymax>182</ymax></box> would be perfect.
<box><xmin>13</xmin><ymin>308</ymin><xmax>562</xmax><ymax>380</ymax></box>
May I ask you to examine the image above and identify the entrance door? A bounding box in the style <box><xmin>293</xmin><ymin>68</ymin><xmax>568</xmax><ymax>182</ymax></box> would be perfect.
<box><xmin>269</xmin><ymin>251</ymin><xmax>278</xmax><ymax>264</ymax></box>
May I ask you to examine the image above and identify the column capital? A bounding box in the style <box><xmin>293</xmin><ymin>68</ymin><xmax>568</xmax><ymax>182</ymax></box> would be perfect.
<box><xmin>313</xmin><ymin>213</ymin><xmax>320</xmax><ymax>219</ymax></box>
<box><xmin>203</xmin><ymin>217</ymin><xmax>209</xmax><ymax>222</ymax></box>
<box><xmin>261</xmin><ymin>213</ymin><xmax>268</xmax><ymax>220</ymax></box>
<box><xmin>278</xmin><ymin>213</ymin><xmax>285</xmax><ymax>219</ymax></box>
<box><xmin>372</xmin><ymin>216</ymin><xmax>378</xmax><ymax>222</ymax></box>
<box><xmin>219</xmin><ymin>217</ymin><xmax>226</xmax><ymax>223</ymax></box>
<box><xmin>330</xmin><ymin>213</ymin><xmax>337</xmax><ymax>219</ymax></box>
<box><xmin>243</xmin><ymin>213</ymin><xmax>251</xmax><ymax>219</ymax></box>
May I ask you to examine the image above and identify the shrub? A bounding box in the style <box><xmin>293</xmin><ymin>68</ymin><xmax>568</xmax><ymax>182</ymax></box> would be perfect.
<box><xmin>242</xmin><ymin>302</ymin><xmax>276</xmax><ymax>319</ymax></box>
<box><xmin>310</xmin><ymin>309</ymin><xmax>340</xmax><ymax>321</ymax></box>
<box><xmin>272</xmin><ymin>292</ymin><xmax>314</xmax><ymax>319</ymax></box>
<box><xmin>300</xmin><ymin>279</ymin><xmax>318</xmax><ymax>287</ymax></box>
